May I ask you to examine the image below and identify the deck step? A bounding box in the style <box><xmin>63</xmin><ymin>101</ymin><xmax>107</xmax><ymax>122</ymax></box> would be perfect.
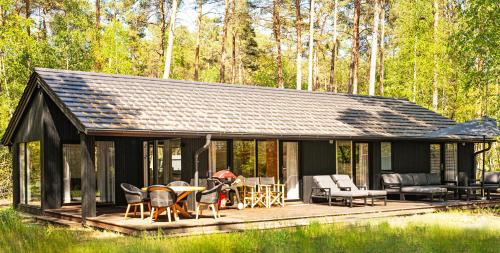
<box><xmin>33</xmin><ymin>215</ymin><xmax>82</xmax><ymax>228</ymax></box>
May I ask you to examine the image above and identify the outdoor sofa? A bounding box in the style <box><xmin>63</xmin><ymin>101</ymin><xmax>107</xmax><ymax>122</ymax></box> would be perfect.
<box><xmin>481</xmin><ymin>172</ymin><xmax>500</xmax><ymax>199</ymax></box>
<box><xmin>310</xmin><ymin>175</ymin><xmax>368</xmax><ymax>207</ymax></box>
<box><xmin>381</xmin><ymin>173</ymin><xmax>449</xmax><ymax>201</ymax></box>
<box><xmin>331</xmin><ymin>175</ymin><xmax>387</xmax><ymax>206</ymax></box>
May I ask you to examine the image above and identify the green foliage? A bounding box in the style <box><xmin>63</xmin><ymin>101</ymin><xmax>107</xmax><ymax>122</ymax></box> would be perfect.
<box><xmin>0</xmin><ymin>207</ymin><xmax>499</xmax><ymax>253</ymax></box>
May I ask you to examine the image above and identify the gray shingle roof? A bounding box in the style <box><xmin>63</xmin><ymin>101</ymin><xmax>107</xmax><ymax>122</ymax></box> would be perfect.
<box><xmin>34</xmin><ymin>68</ymin><xmax>456</xmax><ymax>139</ymax></box>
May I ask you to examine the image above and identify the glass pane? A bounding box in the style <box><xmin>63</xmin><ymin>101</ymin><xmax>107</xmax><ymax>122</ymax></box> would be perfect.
<box><xmin>233</xmin><ymin>140</ymin><xmax>255</xmax><ymax>177</ymax></box>
<box><xmin>283</xmin><ymin>142</ymin><xmax>299</xmax><ymax>199</ymax></box>
<box><xmin>19</xmin><ymin>143</ymin><xmax>26</xmax><ymax>204</ymax></box>
<box><xmin>445</xmin><ymin>143</ymin><xmax>457</xmax><ymax>182</ymax></box>
<box><xmin>170</xmin><ymin>139</ymin><xmax>182</xmax><ymax>182</ymax></box>
<box><xmin>430</xmin><ymin>144</ymin><xmax>441</xmax><ymax>174</ymax></box>
<box><xmin>257</xmin><ymin>140</ymin><xmax>278</xmax><ymax>178</ymax></box>
<box><xmin>209</xmin><ymin>141</ymin><xmax>228</xmax><ymax>175</ymax></box>
<box><xmin>63</xmin><ymin>144</ymin><xmax>81</xmax><ymax>203</ymax></box>
<box><xmin>158</xmin><ymin>142</ymin><xmax>165</xmax><ymax>184</ymax></box>
<box><xmin>95</xmin><ymin>141</ymin><xmax>115</xmax><ymax>203</ymax></box>
<box><xmin>381</xmin><ymin>142</ymin><xmax>392</xmax><ymax>171</ymax></box>
<box><xmin>27</xmin><ymin>141</ymin><xmax>41</xmax><ymax>206</ymax></box>
<box><xmin>355</xmin><ymin>143</ymin><xmax>369</xmax><ymax>187</ymax></box>
<box><xmin>336</xmin><ymin>141</ymin><xmax>352</xmax><ymax>177</ymax></box>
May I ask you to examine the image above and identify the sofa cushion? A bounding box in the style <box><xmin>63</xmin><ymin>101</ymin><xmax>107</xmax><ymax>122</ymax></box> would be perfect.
<box><xmin>381</xmin><ymin>173</ymin><xmax>401</xmax><ymax>185</ymax></box>
<box><xmin>412</xmin><ymin>173</ymin><xmax>428</xmax><ymax>185</ymax></box>
<box><xmin>401</xmin><ymin>186</ymin><xmax>447</xmax><ymax>194</ymax></box>
<box><xmin>400</xmin><ymin>174</ymin><xmax>415</xmax><ymax>186</ymax></box>
<box><xmin>484</xmin><ymin>172</ymin><xmax>500</xmax><ymax>184</ymax></box>
<box><xmin>427</xmin><ymin>173</ymin><xmax>442</xmax><ymax>185</ymax></box>
<box><xmin>313</xmin><ymin>175</ymin><xmax>340</xmax><ymax>191</ymax></box>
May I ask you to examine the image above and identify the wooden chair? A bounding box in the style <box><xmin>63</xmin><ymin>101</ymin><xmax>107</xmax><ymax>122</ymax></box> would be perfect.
<box><xmin>120</xmin><ymin>183</ymin><xmax>151</xmax><ymax>219</ymax></box>
<box><xmin>259</xmin><ymin>177</ymin><xmax>285</xmax><ymax>207</ymax></box>
<box><xmin>243</xmin><ymin>177</ymin><xmax>263</xmax><ymax>208</ymax></box>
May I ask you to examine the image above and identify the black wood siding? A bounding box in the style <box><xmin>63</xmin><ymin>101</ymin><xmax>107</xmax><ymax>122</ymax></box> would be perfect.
<box><xmin>13</xmin><ymin>90</ymin><xmax>44</xmax><ymax>143</ymax></box>
<box><xmin>12</xmin><ymin>145</ymin><xmax>20</xmax><ymax>206</ymax></box>
<box><xmin>114</xmin><ymin>138</ymin><xmax>144</xmax><ymax>205</ymax></box>
<box><xmin>181</xmin><ymin>138</ymin><xmax>209</xmax><ymax>182</ymax></box>
<box><xmin>391</xmin><ymin>141</ymin><xmax>431</xmax><ymax>173</ymax></box>
<box><xmin>300</xmin><ymin>141</ymin><xmax>336</xmax><ymax>175</ymax></box>
<box><xmin>370</xmin><ymin>142</ymin><xmax>382</xmax><ymax>189</ymax></box>
<box><xmin>458</xmin><ymin>143</ymin><xmax>475</xmax><ymax>179</ymax></box>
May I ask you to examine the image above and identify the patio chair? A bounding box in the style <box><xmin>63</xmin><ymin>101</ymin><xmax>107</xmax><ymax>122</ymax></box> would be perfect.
<box><xmin>331</xmin><ymin>175</ymin><xmax>387</xmax><ymax>206</ymax></box>
<box><xmin>195</xmin><ymin>181</ymin><xmax>224</xmax><ymax>219</ymax></box>
<box><xmin>120</xmin><ymin>183</ymin><xmax>151</xmax><ymax>219</ymax></box>
<box><xmin>259</xmin><ymin>177</ymin><xmax>285</xmax><ymax>207</ymax></box>
<box><xmin>148</xmin><ymin>185</ymin><xmax>178</xmax><ymax>223</ymax></box>
<box><xmin>243</xmin><ymin>177</ymin><xmax>263</xmax><ymax>208</ymax></box>
<box><xmin>310</xmin><ymin>175</ymin><xmax>368</xmax><ymax>207</ymax></box>
<box><xmin>167</xmin><ymin>181</ymin><xmax>190</xmax><ymax>210</ymax></box>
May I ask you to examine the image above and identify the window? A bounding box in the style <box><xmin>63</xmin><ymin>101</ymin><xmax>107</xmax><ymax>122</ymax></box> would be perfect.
<box><xmin>355</xmin><ymin>143</ymin><xmax>369</xmax><ymax>187</ymax></box>
<box><xmin>209</xmin><ymin>141</ymin><xmax>228</xmax><ymax>176</ymax></box>
<box><xmin>282</xmin><ymin>142</ymin><xmax>299</xmax><ymax>199</ymax></box>
<box><xmin>170</xmin><ymin>139</ymin><xmax>182</xmax><ymax>181</ymax></box>
<box><xmin>95</xmin><ymin>141</ymin><xmax>115</xmax><ymax>203</ymax></box>
<box><xmin>233</xmin><ymin>140</ymin><xmax>255</xmax><ymax>177</ymax></box>
<box><xmin>430</xmin><ymin>144</ymin><xmax>441</xmax><ymax>174</ymax></box>
<box><xmin>336</xmin><ymin>141</ymin><xmax>352</xmax><ymax>177</ymax></box>
<box><xmin>63</xmin><ymin>144</ymin><xmax>81</xmax><ymax>203</ymax></box>
<box><xmin>143</xmin><ymin>139</ymin><xmax>182</xmax><ymax>186</ymax></box>
<box><xmin>18</xmin><ymin>141</ymin><xmax>41</xmax><ymax>206</ymax></box>
<box><xmin>381</xmin><ymin>142</ymin><xmax>392</xmax><ymax>171</ymax></box>
<box><xmin>445</xmin><ymin>143</ymin><xmax>458</xmax><ymax>182</ymax></box>
<box><xmin>257</xmin><ymin>140</ymin><xmax>278</xmax><ymax>178</ymax></box>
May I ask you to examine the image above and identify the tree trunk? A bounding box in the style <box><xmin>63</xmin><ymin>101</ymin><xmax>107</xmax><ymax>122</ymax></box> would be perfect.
<box><xmin>194</xmin><ymin>0</ymin><xmax>203</xmax><ymax>81</ymax></box>
<box><xmin>413</xmin><ymin>36</ymin><xmax>417</xmax><ymax>102</ymax></box>
<box><xmin>432</xmin><ymin>0</ymin><xmax>439</xmax><ymax>110</ymax></box>
<box><xmin>295</xmin><ymin>0</ymin><xmax>302</xmax><ymax>90</ymax></box>
<box><xmin>94</xmin><ymin>0</ymin><xmax>102</xmax><ymax>71</ymax></box>
<box><xmin>25</xmin><ymin>0</ymin><xmax>30</xmax><ymax>35</ymax></box>
<box><xmin>368</xmin><ymin>0</ymin><xmax>381</xmax><ymax>96</ymax></box>
<box><xmin>219</xmin><ymin>0</ymin><xmax>231</xmax><ymax>83</ymax></box>
<box><xmin>160</xmin><ymin>0</ymin><xmax>166</xmax><ymax>60</ymax></box>
<box><xmin>307</xmin><ymin>0</ymin><xmax>315</xmax><ymax>91</ymax></box>
<box><xmin>378</xmin><ymin>0</ymin><xmax>385</xmax><ymax>96</ymax></box>
<box><xmin>348</xmin><ymin>0</ymin><xmax>360</xmax><ymax>94</ymax></box>
<box><xmin>273</xmin><ymin>0</ymin><xmax>284</xmax><ymax>88</ymax></box>
<box><xmin>163</xmin><ymin>0</ymin><xmax>179</xmax><ymax>79</ymax></box>
<box><xmin>231</xmin><ymin>0</ymin><xmax>237</xmax><ymax>83</ymax></box>
<box><xmin>329</xmin><ymin>0</ymin><xmax>338</xmax><ymax>92</ymax></box>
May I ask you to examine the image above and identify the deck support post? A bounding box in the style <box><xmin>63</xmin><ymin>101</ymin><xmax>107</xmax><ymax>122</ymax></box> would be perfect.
<box><xmin>81</xmin><ymin>133</ymin><xmax>96</xmax><ymax>222</ymax></box>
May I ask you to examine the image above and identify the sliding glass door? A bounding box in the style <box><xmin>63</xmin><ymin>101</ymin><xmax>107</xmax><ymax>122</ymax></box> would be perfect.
<box><xmin>282</xmin><ymin>142</ymin><xmax>299</xmax><ymax>200</ymax></box>
<box><xmin>336</xmin><ymin>141</ymin><xmax>352</xmax><ymax>177</ymax></box>
<box><xmin>143</xmin><ymin>139</ymin><xmax>182</xmax><ymax>186</ymax></box>
<box><xmin>355</xmin><ymin>143</ymin><xmax>369</xmax><ymax>188</ymax></box>
<box><xmin>257</xmin><ymin>140</ymin><xmax>279</xmax><ymax>178</ymax></box>
<box><xmin>233</xmin><ymin>140</ymin><xmax>256</xmax><ymax>177</ymax></box>
<box><xmin>63</xmin><ymin>144</ymin><xmax>81</xmax><ymax>203</ymax></box>
<box><xmin>95</xmin><ymin>141</ymin><xmax>115</xmax><ymax>203</ymax></box>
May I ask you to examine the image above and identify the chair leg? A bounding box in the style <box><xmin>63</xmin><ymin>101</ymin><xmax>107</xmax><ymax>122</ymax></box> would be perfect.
<box><xmin>149</xmin><ymin>207</ymin><xmax>155</xmax><ymax>223</ymax></box>
<box><xmin>140</xmin><ymin>203</ymin><xmax>144</xmax><ymax>220</ymax></box>
<box><xmin>364</xmin><ymin>197</ymin><xmax>367</xmax><ymax>206</ymax></box>
<box><xmin>371</xmin><ymin>197</ymin><xmax>374</xmax><ymax>206</ymax></box>
<box><xmin>124</xmin><ymin>204</ymin><xmax>131</xmax><ymax>219</ymax></box>
<box><xmin>166</xmin><ymin>207</ymin><xmax>172</xmax><ymax>222</ymax></box>
<box><xmin>384</xmin><ymin>196</ymin><xmax>387</xmax><ymax>206</ymax></box>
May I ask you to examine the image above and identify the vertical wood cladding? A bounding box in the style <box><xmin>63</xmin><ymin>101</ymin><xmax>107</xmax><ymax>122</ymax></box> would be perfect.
<box><xmin>391</xmin><ymin>141</ymin><xmax>431</xmax><ymax>173</ymax></box>
<box><xmin>458</xmin><ymin>142</ymin><xmax>475</xmax><ymax>179</ymax></box>
<box><xmin>80</xmin><ymin>134</ymin><xmax>96</xmax><ymax>219</ymax></box>
<box><xmin>113</xmin><ymin>138</ymin><xmax>144</xmax><ymax>205</ymax></box>
<box><xmin>181</xmin><ymin>138</ymin><xmax>209</xmax><ymax>182</ymax></box>
<box><xmin>300</xmin><ymin>141</ymin><xmax>336</xmax><ymax>176</ymax></box>
<box><xmin>12</xmin><ymin>145</ymin><xmax>20</xmax><ymax>207</ymax></box>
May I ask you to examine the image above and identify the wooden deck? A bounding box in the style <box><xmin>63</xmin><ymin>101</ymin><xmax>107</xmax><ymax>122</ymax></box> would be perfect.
<box><xmin>42</xmin><ymin>199</ymin><xmax>500</xmax><ymax>236</ymax></box>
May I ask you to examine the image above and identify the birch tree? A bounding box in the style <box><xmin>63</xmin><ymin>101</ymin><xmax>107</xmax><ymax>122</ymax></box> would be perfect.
<box><xmin>348</xmin><ymin>0</ymin><xmax>360</xmax><ymax>94</ymax></box>
<box><xmin>307</xmin><ymin>0</ymin><xmax>315</xmax><ymax>91</ymax></box>
<box><xmin>163</xmin><ymin>0</ymin><xmax>179</xmax><ymax>79</ymax></box>
<box><xmin>295</xmin><ymin>0</ymin><xmax>302</xmax><ymax>90</ymax></box>
<box><xmin>432</xmin><ymin>0</ymin><xmax>439</xmax><ymax>110</ymax></box>
<box><xmin>368</xmin><ymin>0</ymin><xmax>381</xmax><ymax>96</ymax></box>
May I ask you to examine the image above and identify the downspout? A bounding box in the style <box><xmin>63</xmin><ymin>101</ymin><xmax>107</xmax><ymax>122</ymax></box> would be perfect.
<box><xmin>194</xmin><ymin>134</ymin><xmax>211</xmax><ymax>187</ymax></box>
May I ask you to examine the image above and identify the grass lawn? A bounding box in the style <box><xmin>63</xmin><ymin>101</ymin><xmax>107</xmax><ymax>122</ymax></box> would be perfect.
<box><xmin>0</xmin><ymin>207</ymin><xmax>499</xmax><ymax>253</ymax></box>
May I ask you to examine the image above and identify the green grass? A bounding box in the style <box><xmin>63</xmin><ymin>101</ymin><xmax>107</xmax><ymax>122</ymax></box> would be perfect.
<box><xmin>0</xmin><ymin>208</ymin><xmax>499</xmax><ymax>253</ymax></box>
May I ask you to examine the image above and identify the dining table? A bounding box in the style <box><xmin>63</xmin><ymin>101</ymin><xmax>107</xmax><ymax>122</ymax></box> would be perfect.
<box><xmin>143</xmin><ymin>185</ymin><xmax>206</xmax><ymax>221</ymax></box>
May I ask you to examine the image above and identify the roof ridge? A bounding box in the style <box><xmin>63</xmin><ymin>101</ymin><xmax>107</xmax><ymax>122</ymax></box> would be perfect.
<box><xmin>34</xmin><ymin>67</ymin><xmax>409</xmax><ymax>102</ymax></box>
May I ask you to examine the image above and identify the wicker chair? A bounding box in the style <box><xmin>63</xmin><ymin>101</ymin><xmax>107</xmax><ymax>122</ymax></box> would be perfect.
<box><xmin>195</xmin><ymin>181</ymin><xmax>223</xmax><ymax>219</ymax></box>
<box><xmin>148</xmin><ymin>185</ymin><xmax>178</xmax><ymax>223</ymax></box>
<box><xmin>120</xmin><ymin>183</ymin><xmax>150</xmax><ymax>219</ymax></box>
